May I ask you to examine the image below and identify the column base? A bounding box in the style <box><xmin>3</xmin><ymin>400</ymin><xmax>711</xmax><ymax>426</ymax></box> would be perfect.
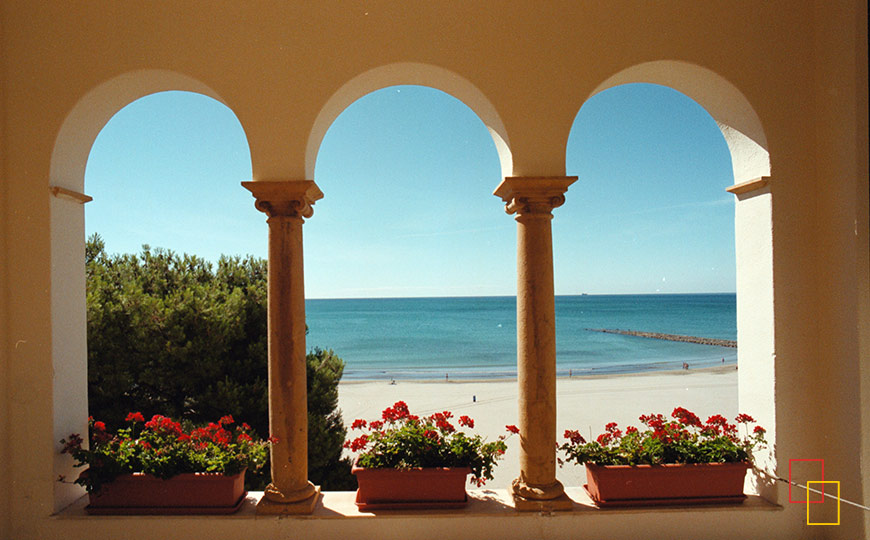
<box><xmin>256</xmin><ymin>486</ymin><xmax>321</xmax><ymax>515</ymax></box>
<box><xmin>511</xmin><ymin>477</ymin><xmax>573</xmax><ymax>511</ymax></box>
<box><xmin>512</xmin><ymin>491</ymin><xmax>574</xmax><ymax>512</ymax></box>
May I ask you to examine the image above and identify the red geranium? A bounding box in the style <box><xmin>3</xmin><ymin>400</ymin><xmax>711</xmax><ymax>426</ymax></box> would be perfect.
<box><xmin>346</xmin><ymin>401</ymin><xmax>515</xmax><ymax>487</ymax></box>
<box><xmin>59</xmin><ymin>413</ymin><xmax>273</xmax><ymax>494</ymax></box>
<box><xmin>560</xmin><ymin>408</ymin><xmax>767</xmax><ymax>467</ymax></box>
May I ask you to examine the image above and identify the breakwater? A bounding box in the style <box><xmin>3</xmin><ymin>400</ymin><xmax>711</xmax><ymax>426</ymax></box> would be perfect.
<box><xmin>587</xmin><ymin>328</ymin><xmax>737</xmax><ymax>348</ymax></box>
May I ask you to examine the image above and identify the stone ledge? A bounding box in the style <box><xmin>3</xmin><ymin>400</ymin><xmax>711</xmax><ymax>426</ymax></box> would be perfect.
<box><xmin>55</xmin><ymin>488</ymin><xmax>781</xmax><ymax>519</ymax></box>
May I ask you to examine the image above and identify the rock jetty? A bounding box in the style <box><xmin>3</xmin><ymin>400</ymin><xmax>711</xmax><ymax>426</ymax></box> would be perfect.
<box><xmin>586</xmin><ymin>328</ymin><xmax>737</xmax><ymax>348</ymax></box>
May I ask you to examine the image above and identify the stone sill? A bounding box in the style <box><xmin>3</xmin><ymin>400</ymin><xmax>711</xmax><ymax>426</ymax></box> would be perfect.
<box><xmin>56</xmin><ymin>487</ymin><xmax>781</xmax><ymax>519</ymax></box>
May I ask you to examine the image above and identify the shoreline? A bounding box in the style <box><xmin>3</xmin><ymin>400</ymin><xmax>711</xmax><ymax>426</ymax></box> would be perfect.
<box><xmin>338</xmin><ymin>362</ymin><xmax>736</xmax><ymax>385</ymax></box>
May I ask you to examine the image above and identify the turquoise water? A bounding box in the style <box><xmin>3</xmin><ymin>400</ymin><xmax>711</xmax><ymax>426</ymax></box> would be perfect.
<box><xmin>305</xmin><ymin>294</ymin><xmax>737</xmax><ymax>380</ymax></box>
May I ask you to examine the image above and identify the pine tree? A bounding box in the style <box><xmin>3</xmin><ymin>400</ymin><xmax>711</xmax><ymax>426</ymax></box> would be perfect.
<box><xmin>85</xmin><ymin>233</ymin><xmax>355</xmax><ymax>489</ymax></box>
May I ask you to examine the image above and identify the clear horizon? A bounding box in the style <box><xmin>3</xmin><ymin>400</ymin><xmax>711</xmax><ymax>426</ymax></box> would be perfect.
<box><xmin>303</xmin><ymin>292</ymin><xmax>736</xmax><ymax>301</ymax></box>
<box><xmin>85</xmin><ymin>84</ymin><xmax>736</xmax><ymax>297</ymax></box>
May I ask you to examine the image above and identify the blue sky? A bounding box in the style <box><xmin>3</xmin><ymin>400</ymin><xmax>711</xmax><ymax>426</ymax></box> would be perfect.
<box><xmin>84</xmin><ymin>84</ymin><xmax>735</xmax><ymax>298</ymax></box>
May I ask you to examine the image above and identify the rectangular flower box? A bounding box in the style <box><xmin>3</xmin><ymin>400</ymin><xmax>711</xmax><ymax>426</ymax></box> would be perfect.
<box><xmin>584</xmin><ymin>462</ymin><xmax>749</xmax><ymax>507</ymax></box>
<box><xmin>86</xmin><ymin>470</ymin><xmax>247</xmax><ymax>514</ymax></box>
<box><xmin>352</xmin><ymin>464</ymin><xmax>471</xmax><ymax>510</ymax></box>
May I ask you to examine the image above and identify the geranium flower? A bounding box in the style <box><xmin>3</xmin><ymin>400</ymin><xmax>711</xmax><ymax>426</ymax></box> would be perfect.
<box><xmin>382</xmin><ymin>401</ymin><xmax>412</xmax><ymax>422</ymax></box>
<box><xmin>59</xmin><ymin>412</ymin><xmax>272</xmax><ymax>495</ymax></box>
<box><xmin>564</xmin><ymin>429</ymin><xmax>585</xmax><ymax>444</ymax></box>
<box><xmin>349</xmin><ymin>434</ymin><xmax>368</xmax><ymax>452</ymax></box>
<box><xmin>604</xmin><ymin>422</ymin><xmax>622</xmax><ymax>439</ymax></box>
<box><xmin>346</xmin><ymin>401</ymin><xmax>509</xmax><ymax>487</ymax></box>
<box><xmin>430</xmin><ymin>412</ymin><xmax>455</xmax><ymax>433</ymax></box>
<box><xmin>672</xmin><ymin>407</ymin><xmax>702</xmax><ymax>427</ymax></box>
<box><xmin>560</xmin><ymin>410</ymin><xmax>767</xmax><ymax>468</ymax></box>
<box><xmin>506</xmin><ymin>425</ymin><xmax>520</xmax><ymax>434</ymax></box>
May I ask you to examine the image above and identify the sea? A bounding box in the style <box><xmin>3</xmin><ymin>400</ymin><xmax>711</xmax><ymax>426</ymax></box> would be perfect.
<box><xmin>304</xmin><ymin>294</ymin><xmax>737</xmax><ymax>381</ymax></box>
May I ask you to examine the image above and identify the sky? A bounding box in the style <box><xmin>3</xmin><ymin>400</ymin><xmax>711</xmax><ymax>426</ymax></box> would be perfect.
<box><xmin>84</xmin><ymin>84</ymin><xmax>735</xmax><ymax>298</ymax></box>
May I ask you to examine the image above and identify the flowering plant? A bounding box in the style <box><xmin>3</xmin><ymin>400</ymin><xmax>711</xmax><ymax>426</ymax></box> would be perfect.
<box><xmin>560</xmin><ymin>408</ymin><xmax>767</xmax><ymax>466</ymax></box>
<box><xmin>60</xmin><ymin>413</ymin><xmax>271</xmax><ymax>494</ymax></box>
<box><xmin>345</xmin><ymin>401</ymin><xmax>517</xmax><ymax>486</ymax></box>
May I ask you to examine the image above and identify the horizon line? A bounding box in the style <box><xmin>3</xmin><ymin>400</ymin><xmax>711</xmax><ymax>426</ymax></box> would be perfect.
<box><xmin>305</xmin><ymin>291</ymin><xmax>737</xmax><ymax>301</ymax></box>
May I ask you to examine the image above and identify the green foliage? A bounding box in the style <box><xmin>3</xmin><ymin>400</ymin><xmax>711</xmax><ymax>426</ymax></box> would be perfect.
<box><xmin>60</xmin><ymin>414</ymin><xmax>270</xmax><ymax>494</ymax></box>
<box><xmin>85</xmin><ymin>234</ymin><xmax>353</xmax><ymax>489</ymax></box>
<box><xmin>306</xmin><ymin>348</ymin><xmax>357</xmax><ymax>490</ymax></box>
<box><xmin>559</xmin><ymin>408</ymin><xmax>767</xmax><ymax>467</ymax></box>
<box><xmin>346</xmin><ymin>401</ymin><xmax>511</xmax><ymax>487</ymax></box>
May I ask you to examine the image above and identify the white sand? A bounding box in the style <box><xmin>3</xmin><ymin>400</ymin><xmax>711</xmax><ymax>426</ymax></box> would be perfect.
<box><xmin>338</xmin><ymin>366</ymin><xmax>738</xmax><ymax>489</ymax></box>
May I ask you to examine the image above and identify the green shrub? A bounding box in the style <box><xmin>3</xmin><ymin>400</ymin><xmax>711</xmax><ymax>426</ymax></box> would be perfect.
<box><xmin>85</xmin><ymin>234</ymin><xmax>353</xmax><ymax>489</ymax></box>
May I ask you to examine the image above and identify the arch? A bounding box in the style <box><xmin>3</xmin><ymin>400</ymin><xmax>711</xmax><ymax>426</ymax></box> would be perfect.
<box><xmin>51</xmin><ymin>69</ymin><xmax>227</xmax><ymax>193</ymax></box>
<box><xmin>305</xmin><ymin>62</ymin><xmax>513</xmax><ymax>179</ymax></box>
<box><xmin>589</xmin><ymin>60</ymin><xmax>770</xmax><ymax>185</ymax></box>
<box><xmin>578</xmin><ymin>61</ymin><xmax>776</xmax><ymax>500</ymax></box>
<box><xmin>47</xmin><ymin>70</ymin><xmax>238</xmax><ymax>512</ymax></box>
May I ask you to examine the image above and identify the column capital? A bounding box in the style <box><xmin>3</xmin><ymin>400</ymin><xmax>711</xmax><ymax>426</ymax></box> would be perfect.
<box><xmin>242</xmin><ymin>180</ymin><xmax>324</xmax><ymax>219</ymax></box>
<box><xmin>493</xmin><ymin>176</ymin><xmax>577</xmax><ymax>216</ymax></box>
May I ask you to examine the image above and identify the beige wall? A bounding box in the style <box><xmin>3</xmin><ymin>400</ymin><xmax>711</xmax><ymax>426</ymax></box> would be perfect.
<box><xmin>1</xmin><ymin>1</ymin><xmax>866</xmax><ymax>538</ymax></box>
<box><xmin>857</xmin><ymin>5</ymin><xmax>870</xmax><ymax>536</ymax></box>
<box><xmin>1</xmin><ymin>6</ymin><xmax>10</xmax><ymax>539</ymax></box>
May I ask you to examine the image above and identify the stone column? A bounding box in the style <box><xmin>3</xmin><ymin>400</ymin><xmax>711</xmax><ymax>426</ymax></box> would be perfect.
<box><xmin>494</xmin><ymin>176</ymin><xmax>576</xmax><ymax>511</ymax></box>
<box><xmin>242</xmin><ymin>180</ymin><xmax>323</xmax><ymax>515</ymax></box>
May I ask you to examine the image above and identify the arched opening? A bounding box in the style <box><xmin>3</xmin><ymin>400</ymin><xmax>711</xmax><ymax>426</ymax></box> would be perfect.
<box><xmin>49</xmin><ymin>72</ymin><xmax>248</xmax><ymax>511</ymax></box>
<box><xmin>307</xmin><ymin>62</ymin><xmax>513</xmax><ymax>179</ymax></box>
<box><xmin>558</xmin><ymin>63</ymin><xmax>773</xmax><ymax>499</ymax></box>
<box><xmin>84</xmin><ymin>91</ymin><xmax>255</xmax><ymax>259</ymax></box>
<box><xmin>558</xmin><ymin>82</ymin><xmax>738</xmax><ymax>486</ymax></box>
<box><xmin>588</xmin><ymin>60</ymin><xmax>770</xmax><ymax>183</ymax></box>
<box><xmin>82</xmin><ymin>89</ymin><xmax>258</xmax><ymax>430</ymax></box>
<box><xmin>308</xmin><ymin>83</ymin><xmax>520</xmax><ymax>487</ymax></box>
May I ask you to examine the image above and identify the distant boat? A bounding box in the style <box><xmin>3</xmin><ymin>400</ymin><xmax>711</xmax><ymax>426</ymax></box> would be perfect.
<box><xmin>581</xmin><ymin>293</ymin><xmax>589</xmax><ymax>296</ymax></box>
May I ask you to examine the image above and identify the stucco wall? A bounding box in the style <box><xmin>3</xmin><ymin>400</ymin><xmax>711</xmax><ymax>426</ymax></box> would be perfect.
<box><xmin>1</xmin><ymin>1</ymin><xmax>866</xmax><ymax>538</ymax></box>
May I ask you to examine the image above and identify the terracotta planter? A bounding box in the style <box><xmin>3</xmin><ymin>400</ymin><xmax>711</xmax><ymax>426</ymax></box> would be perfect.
<box><xmin>86</xmin><ymin>470</ymin><xmax>247</xmax><ymax>514</ymax></box>
<box><xmin>584</xmin><ymin>462</ymin><xmax>749</xmax><ymax>507</ymax></box>
<box><xmin>352</xmin><ymin>463</ymin><xmax>471</xmax><ymax>510</ymax></box>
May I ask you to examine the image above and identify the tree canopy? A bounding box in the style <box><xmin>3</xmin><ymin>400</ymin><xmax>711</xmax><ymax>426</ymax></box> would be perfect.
<box><xmin>85</xmin><ymin>234</ymin><xmax>354</xmax><ymax>489</ymax></box>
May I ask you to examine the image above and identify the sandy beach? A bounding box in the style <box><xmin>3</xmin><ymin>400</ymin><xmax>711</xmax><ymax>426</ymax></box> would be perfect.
<box><xmin>338</xmin><ymin>366</ymin><xmax>738</xmax><ymax>489</ymax></box>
